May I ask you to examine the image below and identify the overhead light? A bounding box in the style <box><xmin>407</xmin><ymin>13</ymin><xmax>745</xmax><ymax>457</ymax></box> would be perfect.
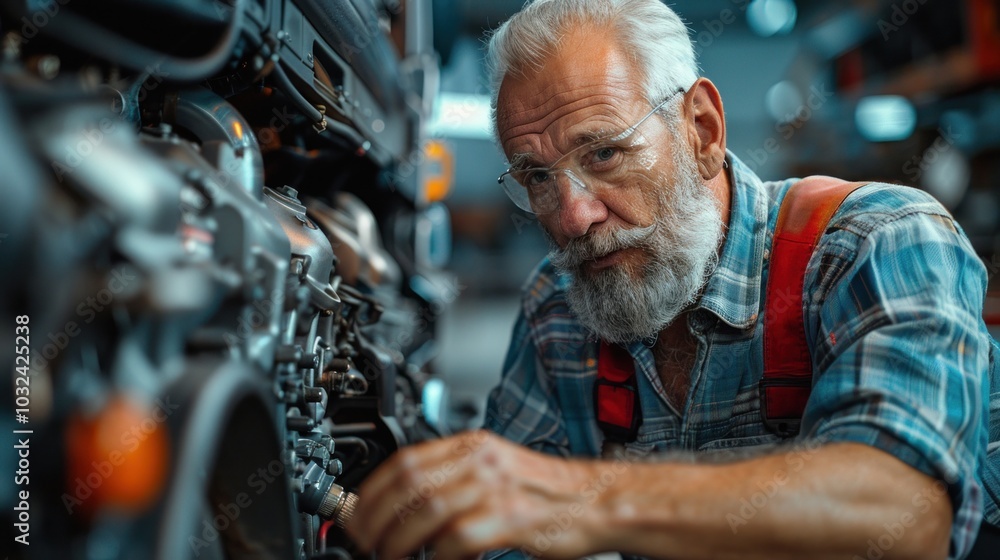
<box><xmin>421</xmin><ymin>378</ymin><xmax>448</xmax><ymax>433</ymax></box>
<box><xmin>765</xmin><ymin>80</ymin><xmax>804</xmax><ymax>123</ymax></box>
<box><xmin>920</xmin><ymin>141</ymin><xmax>969</xmax><ymax>210</ymax></box>
<box><xmin>747</xmin><ymin>0</ymin><xmax>798</xmax><ymax>37</ymax></box>
<box><xmin>855</xmin><ymin>95</ymin><xmax>917</xmax><ymax>142</ymax></box>
<box><xmin>427</xmin><ymin>92</ymin><xmax>494</xmax><ymax>140</ymax></box>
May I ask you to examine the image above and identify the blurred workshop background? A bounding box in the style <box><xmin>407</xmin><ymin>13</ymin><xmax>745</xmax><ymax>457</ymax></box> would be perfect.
<box><xmin>430</xmin><ymin>0</ymin><xmax>1000</xmax><ymax>431</ymax></box>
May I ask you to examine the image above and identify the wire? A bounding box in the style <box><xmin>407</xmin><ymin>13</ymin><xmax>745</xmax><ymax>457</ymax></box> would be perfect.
<box><xmin>35</xmin><ymin>0</ymin><xmax>245</xmax><ymax>82</ymax></box>
<box><xmin>333</xmin><ymin>436</ymin><xmax>370</xmax><ymax>462</ymax></box>
<box><xmin>269</xmin><ymin>61</ymin><xmax>325</xmax><ymax>123</ymax></box>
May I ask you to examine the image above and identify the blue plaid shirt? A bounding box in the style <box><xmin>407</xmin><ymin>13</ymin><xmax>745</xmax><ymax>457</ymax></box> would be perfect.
<box><xmin>483</xmin><ymin>153</ymin><xmax>1000</xmax><ymax>559</ymax></box>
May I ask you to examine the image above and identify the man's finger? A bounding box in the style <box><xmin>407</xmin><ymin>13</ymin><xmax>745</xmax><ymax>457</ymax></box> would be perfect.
<box><xmin>350</xmin><ymin>432</ymin><xmax>492</xmax><ymax>550</ymax></box>
<box><xmin>376</xmin><ymin>478</ymin><xmax>487</xmax><ymax>560</ymax></box>
<box><xmin>431</xmin><ymin>506</ymin><xmax>513</xmax><ymax>560</ymax></box>
<box><xmin>361</xmin><ymin>444</ymin><xmax>498</xmax><ymax>556</ymax></box>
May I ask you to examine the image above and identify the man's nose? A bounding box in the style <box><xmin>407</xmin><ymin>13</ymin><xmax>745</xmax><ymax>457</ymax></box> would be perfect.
<box><xmin>552</xmin><ymin>171</ymin><xmax>608</xmax><ymax>240</ymax></box>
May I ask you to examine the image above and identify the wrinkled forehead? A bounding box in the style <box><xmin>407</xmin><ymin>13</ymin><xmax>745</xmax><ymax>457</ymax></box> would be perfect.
<box><xmin>495</xmin><ymin>27</ymin><xmax>648</xmax><ymax>162</ymax></box>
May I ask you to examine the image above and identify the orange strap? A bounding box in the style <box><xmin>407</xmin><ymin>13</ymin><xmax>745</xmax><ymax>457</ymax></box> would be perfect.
<box><xmin>594</xmin><ymin>176</ymin><xmax>868</xmax><ymax>443</ymax></box>
<box><xmin>761</xmin><ymin>176</ymin><xmax>867</xmax><ymax>436</ymax></box>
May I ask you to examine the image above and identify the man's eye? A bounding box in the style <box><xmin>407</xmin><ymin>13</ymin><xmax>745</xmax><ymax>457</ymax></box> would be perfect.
<box><xmin>524</xmin><ymin>170</ymin><xmax>550</xmax><ymax>187</ymax></box>
<box><xmin>586</xmin><ymin>146</ymin><xmax>622</xmax><ymax>170</ymax></box>
<box><xmin>594</xmin><ymin>147</ymin><xmax>617</xmax><ymax>162</ymax></box>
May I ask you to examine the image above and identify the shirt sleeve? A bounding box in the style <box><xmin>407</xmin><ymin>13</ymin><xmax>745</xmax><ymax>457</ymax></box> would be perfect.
<box><xmin>802</xmin><ymin>196</ymin><xmax>991</xmax><ymax>560</ymax></box>
<box><xmin>482</xmin><ymin>308</ymin><xmax>572</xmax><ymax>458</ymax></box>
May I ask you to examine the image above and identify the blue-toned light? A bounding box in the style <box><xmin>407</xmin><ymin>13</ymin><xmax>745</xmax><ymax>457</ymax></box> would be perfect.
<box><xmin>421</xmin><ymin>377</ymin><xmax>447</xmax><ymax>432</ymax></box>
<box><xmin>855</xmin><ymin>96</ymin><xmax>917</xmax><ymax>142</ymax></box>
<box><xmin>747</xmin><ymin>0</ymin><xmax>798</xmax><ymax>37</ymax></box>
<box><xmin>427</xmin><ymin>93</ymin><xmax>494</xmax><ymax>140</ymax></box>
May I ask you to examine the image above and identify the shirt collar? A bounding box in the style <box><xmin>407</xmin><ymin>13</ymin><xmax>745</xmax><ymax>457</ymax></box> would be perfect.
<box><xmin>695</xmin><ymin>151</ymin><xmax>769</xmax><ymax>330</ymax></box>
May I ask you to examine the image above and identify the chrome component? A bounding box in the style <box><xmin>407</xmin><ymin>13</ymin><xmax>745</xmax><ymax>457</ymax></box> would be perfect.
<box><xmin>321</xmin><ymin>367</ymin><xmax>370</xmax><ymax>397</ymax></box>
<box><xmin>169</xmin><ymin>88</ymin><xmax>265</xmax><ymax>199</ymax></box>
<box><xmin>309</xmin><ymin>194</ymin><xmax>402</xmax><ymax>289</ymax></box>
<box><xmin>263</xmin><ymin>186</ymin><xmax>341</xmax><ymax>312</ymax></box>
<box><xmin>1</xmin><ymin>0</ymin><xmax>449</xmax><ymax>556</ymax></box>
<box><xmin>319</xmin><ymin>484</ymin><xmax>360</xmax><ymax>529</ymax></box>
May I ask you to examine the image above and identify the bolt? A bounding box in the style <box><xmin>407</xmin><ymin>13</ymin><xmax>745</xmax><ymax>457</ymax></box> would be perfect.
<box><xmin>36</xmin><ymin>55</ymin><xmax>60</xmax><ymax>80</ymax></box>
<box><xmin>250</xmin><ymin>285</ymin><xmax>266</xmax><ymax>301</ymax></box>
<box><xmin>275</xmin><ymin>345</ymin><xmax>303</xmax><ymax>364</ymax></box>
<box><xmin>287</xmin><ymin>415</ymin><xmax>316</xmax><ymax>432</ymax></box>
<box><xmin>3</xmin><ymin>32</ymin><xmax>21</xmax><ymax>59</ymax></box>
<box><xmin>110</xmin><ymin>91</ymin><xmax>126</xmax><ymax>115</ymax></box>
<box><xmin>300</xmin><ymin>352</ymin><xmax>320</xmax><ymax>369</ymax></box>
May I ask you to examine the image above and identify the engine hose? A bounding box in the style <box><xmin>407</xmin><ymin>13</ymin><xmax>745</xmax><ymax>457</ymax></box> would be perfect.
<box><xmin>267</xmin><ymin>61</ymin><xmax>325</xmax><ymax>124</ymax></box>
<box><xmin>269</xmin><ymin>62</ymin><xmax>374</xmax><ymax>149</ymax></box>
<box><xmin>35</xmin><ymin>0</ymin><xmax>245</xmax><ymax>83</ymax></box>
<box><xmin>332</xmin><ymin>436</ymin><xmax>369</xmax><ymax>462</ymax></box>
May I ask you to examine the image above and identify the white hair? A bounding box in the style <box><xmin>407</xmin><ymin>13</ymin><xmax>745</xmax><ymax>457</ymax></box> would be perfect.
<box><xmin>485</xmin><ymin>0</ymin><xmax>699</xmax><ymax>139</ymax></box>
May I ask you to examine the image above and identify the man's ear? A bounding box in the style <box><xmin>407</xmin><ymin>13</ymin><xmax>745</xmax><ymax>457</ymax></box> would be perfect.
<box><xmin>682</xmin><ymin>78</ymin><xmax>727</xmax><ymax>180</ymax></box>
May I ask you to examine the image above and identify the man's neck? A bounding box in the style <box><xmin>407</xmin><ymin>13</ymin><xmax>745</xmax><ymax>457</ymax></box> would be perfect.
<box><xmin>652</xmin><ymin>313</ymin><xmax>698</xmax><ymax>411</ymax></box>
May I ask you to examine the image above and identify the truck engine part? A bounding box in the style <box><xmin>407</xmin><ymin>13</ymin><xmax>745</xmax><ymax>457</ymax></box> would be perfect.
<box><xmin>0</xmin><ymin>0</ymin><xmax>453</xmax><ymax>558</ymax></box>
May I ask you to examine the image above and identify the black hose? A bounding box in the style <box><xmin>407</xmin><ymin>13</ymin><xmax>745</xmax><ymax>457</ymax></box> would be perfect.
<box><xmin>333</xmin><ymin>436</ymin><xmax>370</xmax><ymax>462</ymax></box>
<box><xmin>268</xmin><ymin>61</ymin><xmax>325</xmax><ymax>123</ymax></box>
<box><xmin>36</xmin><ymin>0</ymin><xmax>245</xmax><ymax>83</ymax></box>
<box><xmin>269</xmin><ymin>62</ymin><xmax>372</xmax><ymax>150</ymax></box>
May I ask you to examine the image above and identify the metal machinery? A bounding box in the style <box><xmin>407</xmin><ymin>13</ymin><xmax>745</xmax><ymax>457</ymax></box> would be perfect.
<box><xmin>0</xmin><ymin>0</ymin><xmax>455</xmax><ymax>558</ymax></box>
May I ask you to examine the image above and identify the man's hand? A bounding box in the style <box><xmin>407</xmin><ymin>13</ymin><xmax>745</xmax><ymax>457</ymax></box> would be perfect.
<box><xmin>346</xmin><ymin>430</ymin><xmax>604</xmax><ymax>560</ymax></box>
<box><xmin>347</xmin><ymin>436</ymin><xmax>953</xmax><ymax>560</ymax></box>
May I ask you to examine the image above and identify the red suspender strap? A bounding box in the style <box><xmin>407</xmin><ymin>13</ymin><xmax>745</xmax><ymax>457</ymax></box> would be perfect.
<box><xmin>595</xmin><ymin>340</ymin><xmax>641</xmax><ymax>442</ymax></box>
<box><xmin>761</xmin><ymin>176</ymin><xmax>867</xmax><ymax>436</ymax></box>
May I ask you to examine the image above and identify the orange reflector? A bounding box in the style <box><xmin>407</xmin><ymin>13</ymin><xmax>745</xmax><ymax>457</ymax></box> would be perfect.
<box><xmin>422</xmin><ymin>140</ymin><xmax>454</xmax><ymax>203</ymax></box>
<box><xmin>65</xmin><ymin>396</ymin><xmax>171</xmax><ymax>517</ymax></box>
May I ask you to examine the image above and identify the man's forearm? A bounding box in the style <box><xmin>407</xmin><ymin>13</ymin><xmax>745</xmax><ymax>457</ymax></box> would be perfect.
<box><xmin>591</xmin><ymin>443</ymin><xmax>952</xmax><ymax>560</ymax></box>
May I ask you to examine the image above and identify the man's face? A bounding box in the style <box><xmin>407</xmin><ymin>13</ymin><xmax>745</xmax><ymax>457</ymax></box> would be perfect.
<box><xmin>496</xmin><ymin>27</ymin><xmax>726</xmax><ymax>342</ymax></box>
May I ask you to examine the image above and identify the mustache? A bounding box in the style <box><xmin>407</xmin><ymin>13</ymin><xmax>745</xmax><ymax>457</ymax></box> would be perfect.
<box><xmin>549</xmin><ymin>222</ymin><xmax>657</xmax><ymax>271</ymax></box>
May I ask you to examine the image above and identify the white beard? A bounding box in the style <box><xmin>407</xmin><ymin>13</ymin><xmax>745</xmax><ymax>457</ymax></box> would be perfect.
<box><xmin>547</xmin><ymin>145</ymin><xmax>725</xmax><ymax>344</ymax></box>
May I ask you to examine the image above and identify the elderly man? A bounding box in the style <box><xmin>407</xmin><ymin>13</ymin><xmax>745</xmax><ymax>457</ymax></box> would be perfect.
<box><xmin>347</xmin><ymin>1</ymin><xmax>1000</xmax><ymax>558</ymax></box>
